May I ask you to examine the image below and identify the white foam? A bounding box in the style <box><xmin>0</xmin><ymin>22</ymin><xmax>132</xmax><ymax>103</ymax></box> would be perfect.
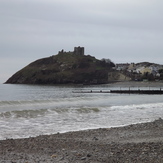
<box><xmin>1</xmin><ymin>102</ymin><xmax>163</xmax><ymax>140</ymax></box>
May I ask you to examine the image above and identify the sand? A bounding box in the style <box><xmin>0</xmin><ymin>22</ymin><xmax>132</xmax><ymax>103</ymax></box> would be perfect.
<box><xmin>1</xmin><ymin>118</ymin><xmax>163</xmax><ymax>162</ymax></box>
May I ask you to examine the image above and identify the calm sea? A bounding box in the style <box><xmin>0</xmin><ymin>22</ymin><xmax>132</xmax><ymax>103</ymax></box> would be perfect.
<box><xmin>0</xmin><ymin>83</ymin><xmax>163</xmax><ymax>140</ymax></box>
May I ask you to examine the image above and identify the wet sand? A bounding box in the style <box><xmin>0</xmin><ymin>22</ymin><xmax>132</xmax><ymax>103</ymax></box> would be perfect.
<box><xmin>1</xmin><ymin>118</ymin><xmax>163</xmax><ymax>162</ymax></box>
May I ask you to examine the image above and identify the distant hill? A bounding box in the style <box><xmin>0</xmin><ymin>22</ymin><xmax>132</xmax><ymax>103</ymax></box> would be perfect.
<box><xmin>136</xmin><ymin>62</ymin><xmax>162</xmax><ymax>67</ymax></box>
<box><xmin>5</xmin><ymin>48</ymin><xmax>115</xmax><ymax>84</ymax></box>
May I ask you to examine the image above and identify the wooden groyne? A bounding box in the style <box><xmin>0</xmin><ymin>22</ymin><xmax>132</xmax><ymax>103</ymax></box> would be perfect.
<box><xmin>110</xmin><ymin>90</ymin><xmax>163</xmax><ymax>94</ymax></box>
<box><xmin>72</xmin><ymin>90</ymin><xmax>111</xmax><ymax>93</ymax></box>
<box><xmin>73</xmin><ymin>89</ymin><xmax>163</xmax><ymax>94</ymax></box>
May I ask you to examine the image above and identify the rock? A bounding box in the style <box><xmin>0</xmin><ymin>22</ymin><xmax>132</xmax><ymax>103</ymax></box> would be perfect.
<box><xmin>93</xmin><ymin>137</ymin><xmax>98</xmax><ymax>140</ymax></box>
<box><xmin>87</xmin><ymin>154</ymin><xmax>91</xmax><ymax>157</ymax></box>
<box><xmin>81</xmin><ymin>157</ymin><xmax>86</xmax><ymax>160</ymax></box>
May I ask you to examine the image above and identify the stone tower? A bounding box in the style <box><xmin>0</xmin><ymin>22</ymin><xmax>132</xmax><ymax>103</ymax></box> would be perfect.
<box><xmin>74</xmin><ymin>46</ymin><xmax>84</xmax><ymax>55</ymax></box>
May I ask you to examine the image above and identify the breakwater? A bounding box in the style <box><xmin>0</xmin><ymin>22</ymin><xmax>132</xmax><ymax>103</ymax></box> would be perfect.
<box><xmin>73</xmin><ymin>89</ymin><xmax>163</xmax><ymax>94</ymax></box>
<box><xmin>110</xmin><ymin>89</ymin><xmax>163</xmax><ymax>94</ymax></box>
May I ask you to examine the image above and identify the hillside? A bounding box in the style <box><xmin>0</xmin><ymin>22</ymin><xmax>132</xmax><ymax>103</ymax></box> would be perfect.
<box><xmin>5</xmin><ymin>50</ymin><xmax>115</xmax><ymax>84</ymax></box>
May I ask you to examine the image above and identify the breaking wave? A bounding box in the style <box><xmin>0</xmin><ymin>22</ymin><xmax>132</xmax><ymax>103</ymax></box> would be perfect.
<box><xmin>0</xmin><ymin>100</ymin><xmax>163</xmax><ymax>119</ymax></box>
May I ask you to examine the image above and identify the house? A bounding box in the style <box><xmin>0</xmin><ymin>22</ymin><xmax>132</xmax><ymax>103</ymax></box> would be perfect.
<box><xmin>139</xmin><ymin>67</ymin><xmax>152</xmax><ymax>74</ymax></box>
<box><xmin>115</xmin><ymin>63</ymin><xmax>129</xmax><ymax>71</ymax></box>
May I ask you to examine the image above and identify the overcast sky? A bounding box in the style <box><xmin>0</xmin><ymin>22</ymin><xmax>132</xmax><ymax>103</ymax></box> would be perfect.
<box><xmin>0</xmin><ymin>0</ymin><xmax>163</xmax><ymax>83</ymax></box>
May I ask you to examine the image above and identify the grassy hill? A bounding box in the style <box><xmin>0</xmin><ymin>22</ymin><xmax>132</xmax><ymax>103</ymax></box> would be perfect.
<box><xmin>5</xmin><ymin>51</ymin><xmax>115</xmax><ymax>84</ymax></box>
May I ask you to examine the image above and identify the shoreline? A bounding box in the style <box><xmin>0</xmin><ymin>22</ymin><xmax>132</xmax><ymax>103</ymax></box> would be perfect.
<box><xmin>107</xmin><ymin>80</ymin><xmax>163</xmax><ymax>87</ymax></box>
<box><xmin>2</xmin><ymin>80</ymin><xmax>163</xmax><ymax>86</ymax></box>
<box><xmin>1</xmin><ymin>119</ymin><xmax>163</xmax><ymax>162</ymax></box>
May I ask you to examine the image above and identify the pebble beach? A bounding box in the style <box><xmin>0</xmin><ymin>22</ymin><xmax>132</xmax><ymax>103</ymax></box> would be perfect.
<box><xmin>1</xmin><ymin>118</ymin><xmax>163</xmax><ymax>163</ymax></box>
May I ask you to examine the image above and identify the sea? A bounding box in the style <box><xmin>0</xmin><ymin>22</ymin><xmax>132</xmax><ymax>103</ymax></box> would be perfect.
<box><xmin>0</xmin><ymin>83</ymin><xmax>163</xmax><ymax>140</ymax></box>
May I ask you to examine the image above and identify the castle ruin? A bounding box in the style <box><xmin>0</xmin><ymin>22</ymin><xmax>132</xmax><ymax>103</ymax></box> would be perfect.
<box><xmin>74</xmin><ymin>46</ymin><xmax>84</xmax><ymax>55</ymax></box>
<box><xmin>58</xmin><ymin>46</ymin><xmax>85</xmax><ymax>55</ymax></box>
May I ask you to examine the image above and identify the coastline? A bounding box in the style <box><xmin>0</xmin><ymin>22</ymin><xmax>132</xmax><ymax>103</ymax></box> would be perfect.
<box><xmin>107</xmin><ymin>80</ymin><xmax>163</xmax><ymax>87</ymax></box>
<box><xmin>3</xmin><ymin>80</ymin><xmax>163</xmax><ymax>86</ymax></box>
<box><xmin>1</xmin><ymin>119</ymin><xmax>163</xmax><ymax>162</ymax></box>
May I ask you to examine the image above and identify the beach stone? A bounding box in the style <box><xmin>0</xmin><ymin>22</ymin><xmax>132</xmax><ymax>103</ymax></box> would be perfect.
<box><xmin>81</xmin><ymin>157</ymin><xmax>86</xmax><ymax>160</ymax></box>
<box><xmin>1</xmin><ymin>119</ymin><xmax>163</xmax><ymax>162</ymax></box>
<box><xmin>87</xmin><ymin>154</ymin><xmax>91</xmax><ymax>157</ymax></box>
<box><xmin>93</xmin><ymin>137</ymin><xmax>98</xmax><ymax>140</ymax></box>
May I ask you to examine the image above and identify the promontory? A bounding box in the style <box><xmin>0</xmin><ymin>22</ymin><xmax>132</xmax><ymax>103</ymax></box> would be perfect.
<box><xmin>5</xmin><ymin>47</ymin><xmax>116</xmax><ymax>84</ymax></box>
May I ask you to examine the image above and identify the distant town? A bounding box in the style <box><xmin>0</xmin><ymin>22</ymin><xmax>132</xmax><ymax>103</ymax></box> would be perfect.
<box><xmin>114</xmin><ymin>62</ymin><xmax>163</xmax><ymax>81</ymax></box>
